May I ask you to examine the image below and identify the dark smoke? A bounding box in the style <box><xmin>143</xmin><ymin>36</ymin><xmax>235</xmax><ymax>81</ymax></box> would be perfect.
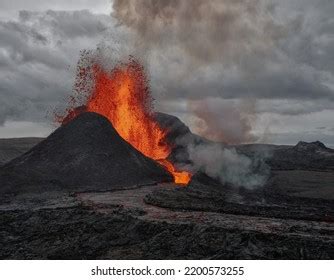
<box><xmin>112</xmin><ymin>0</ymin><xmax>284</xmax><ymax>67</ymax></box>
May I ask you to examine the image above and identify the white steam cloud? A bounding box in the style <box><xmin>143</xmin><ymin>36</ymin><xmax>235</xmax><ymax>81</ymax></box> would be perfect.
<box><xmin>187</xmin><ymin>142</ymin><xmax>270</xmax><ymax>188</ymax></box>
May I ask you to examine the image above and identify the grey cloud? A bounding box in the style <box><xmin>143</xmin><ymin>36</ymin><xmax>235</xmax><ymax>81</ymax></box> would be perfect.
<box><xmin>0</xmin><ymin>120</ymin><xmax>53</xmax><ymax>138</ymax></box>
<box><xmin>18</xmin><ymin>10</ymin><xmax>110</xmax><ymax>39</ymax></box>
<box><xmin>0</xmin><ymin>10</ymin><xmax>111</xmax><ymax>125</ymax></box>
<box><xmin>156</xmin><ymin>61</ymin><xmax>334</xmax><ymax>101</ymax></box>
<box><xmin>0</xmin><ymin>0</ymin><xmax>111</xmax><ymax>20</ymax></box>
<box><xmin>274</xmin><ymin>1</ymin><xmax>334</xmax><ymax>74</ymax></box>
<box><xmin>256</xmin><ymin>99</ymin><xmax>334</xmax><ymax>116</ymax></box>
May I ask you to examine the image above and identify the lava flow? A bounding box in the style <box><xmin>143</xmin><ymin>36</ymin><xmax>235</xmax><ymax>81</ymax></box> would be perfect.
<box><xmin>57</xmin><ymin>56</ymin><xmax>191</xmax><ymax>184</ymax></box>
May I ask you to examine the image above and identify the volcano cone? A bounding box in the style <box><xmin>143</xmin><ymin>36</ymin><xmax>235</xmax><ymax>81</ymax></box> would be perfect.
<box><xmin>0</xmin><ymin>112</ymin><xmax>173</xmax><ymax>194</ymax></box>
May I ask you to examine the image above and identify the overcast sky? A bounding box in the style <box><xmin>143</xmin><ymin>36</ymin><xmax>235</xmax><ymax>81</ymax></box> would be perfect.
<box><xmin>0</xmin><ymin>0</ymin><xmax>333</xmax><ymax>146</ymax></box>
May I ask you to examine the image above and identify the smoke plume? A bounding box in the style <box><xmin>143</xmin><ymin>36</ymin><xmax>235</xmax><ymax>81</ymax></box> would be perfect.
<box><xmin>189</xmin><ymin>98</ymin><xmax>257</xmax><ymax>144</ymax></box>
<box><xmin>187</xmin><ymin>142</ymin><xmax>270</xmax><ymax>188</ymax></box>
<box><xmin>112</xmin><ymin>0</ymin><xmax>283</xmax><ymax>67</ymax></box>
<box><xmin>111</xmin><ymin>0</ymin><xmax>283</xmax><ymax>142</ymax></box>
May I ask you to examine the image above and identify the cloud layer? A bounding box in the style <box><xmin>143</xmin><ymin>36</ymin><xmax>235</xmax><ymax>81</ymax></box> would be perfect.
<box><xmin>0</xmin><ymin>0</ymin><xmax>333</xmax><ymax>144</ymax></box>
<box><xmin>0</xmin><ymin>9</ymin><xmax>111</xmax><ymax>125</ymax></box>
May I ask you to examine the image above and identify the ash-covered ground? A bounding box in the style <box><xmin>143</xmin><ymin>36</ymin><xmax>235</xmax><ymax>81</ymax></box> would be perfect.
<box><xmin>0</xmin><ymin>112</ymin><xmax>333</xmax><ymax>259</ymax></box>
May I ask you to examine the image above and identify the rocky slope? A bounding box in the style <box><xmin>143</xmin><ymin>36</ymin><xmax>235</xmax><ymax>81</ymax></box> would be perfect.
<box><xmin>266</xmin><ymin>141</ymin><xmax>334</xmax><ymax>171</ymax></box>
<box><xmin>0</xmin><ymin>112</ymin><xmax>172</xmax><ymax>195</ymax></box>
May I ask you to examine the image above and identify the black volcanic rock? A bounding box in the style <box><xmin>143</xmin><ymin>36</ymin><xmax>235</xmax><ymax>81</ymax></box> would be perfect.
<box><xmin>1</xmin><ymin>206</ymin><xmax>333</xmax><ymax>259</ymax></box>
<box><xmin>267</xmin><ymin>141</ymin><xmax>334</xmax><ymax>171</ymax></box>
<box><xmin>155</xmin><ymin>112</ymin><xmax>192</xmax><ymax>141</ymax></box>
<box><xmin>155</xmin><ymin>112</ymin><xmax>211</xmax><ymax>164</ymax></box>
<box><xmin>145</xmin><ymin>172</ymin><xmax>334</xmax><ymax>223</ymax></box>
<box><xmin>293</xmin><ymin>141</ymin><xmax>330</xmax><ymax>153</ymax></box>
<box><xmin>0</xmin><ymin>112</ymin><xmax>172</xmax><ymax>194</ymax></box>
<box><xmin>155</xmin><ymin>112</ymin><xmax>210</xmax><ymax>146</ymax></box>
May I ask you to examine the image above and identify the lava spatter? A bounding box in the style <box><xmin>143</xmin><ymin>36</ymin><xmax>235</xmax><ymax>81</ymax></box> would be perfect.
<box><xmin>57</xmin><ymin>56</ymin><xmax>191</xmax><ymax>184</ymax></box>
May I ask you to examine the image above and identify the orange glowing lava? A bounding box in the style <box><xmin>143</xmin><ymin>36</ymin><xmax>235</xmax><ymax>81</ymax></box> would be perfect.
<box><xmin>58</xmin><ymin>56</ymin><xmax>191</xmax><ymax>184</ymax></box>
<box><xmin>158</xmin><ymin>159</ymin><xmax>191</xmax><ymax>184</ymax></box>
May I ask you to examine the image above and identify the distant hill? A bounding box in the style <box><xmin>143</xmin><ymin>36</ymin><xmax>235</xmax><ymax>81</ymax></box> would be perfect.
<box><xmin>0</xmin><ymin>137</ymin><xmax>43</xmax><ymax>166</ymax></box>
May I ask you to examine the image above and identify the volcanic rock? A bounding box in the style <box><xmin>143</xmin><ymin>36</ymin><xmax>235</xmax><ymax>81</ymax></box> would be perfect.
<box><xmin>155</xmin><ymin>112</ymin><xmax>211</xmax><ymax>164</ymax></box>
<box><xmin>155</xmin><ymin>112</ymin><xmax>192</xmax><ymax>141</ymax></box>
<box><xmin>1</xmin><ymin>204</ymin><xmax>333</xmax><ymax>259</ymax></box>
<box><xmin>0</xmin><ymin>112</ymin><xmax>172</xmax><ymax>194</ymax></box>
<box><xmin>266</xmin><ymin>140</ymin><xmax>334</xmax><ymax>171</ymax></box>
<box><xmin>293</xmin><ymin>140</ymin><xmax>331</xmax><ymax>153</ymax></box>
<box><xmin>145</xmin><ymin>167</ymin><xmax>334</xmax><ymax>223</ymax></box>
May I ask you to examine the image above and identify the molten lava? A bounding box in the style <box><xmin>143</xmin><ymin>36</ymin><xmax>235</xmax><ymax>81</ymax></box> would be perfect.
<box><xmin>57</xmin><ymin>56</ymin><xmax>191</xmax><ymax>184</ymax></box>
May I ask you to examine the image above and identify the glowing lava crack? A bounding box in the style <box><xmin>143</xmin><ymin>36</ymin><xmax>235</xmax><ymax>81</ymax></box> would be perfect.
<box><xmin>57</xmin><ymin>57</ymin><xmax>191</xmax><ymax>184</ymax></box>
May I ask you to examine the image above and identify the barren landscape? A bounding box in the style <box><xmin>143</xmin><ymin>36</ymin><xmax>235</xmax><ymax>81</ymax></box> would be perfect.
<box><xmin>1</xmin><ymin>112</ymin><xmax>333</xmax><ymax>259</ymax></box>
<box><xmin>1</xmin><ymin>0</ymin><xmax>333</xmax><ymax>262</ymax></box>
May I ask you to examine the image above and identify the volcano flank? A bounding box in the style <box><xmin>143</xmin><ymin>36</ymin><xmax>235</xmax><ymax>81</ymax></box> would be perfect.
<box><xmin>0</xmin><ymin>112</ymin><xmax>173</xmax><ymax>194</ymax></box>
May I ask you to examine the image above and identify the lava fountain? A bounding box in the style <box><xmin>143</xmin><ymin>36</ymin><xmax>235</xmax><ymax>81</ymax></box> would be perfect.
<box><xmin>57</xmin><ymin>55</ymin><xmax>191</xmax><ymax>184</ymax></box>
